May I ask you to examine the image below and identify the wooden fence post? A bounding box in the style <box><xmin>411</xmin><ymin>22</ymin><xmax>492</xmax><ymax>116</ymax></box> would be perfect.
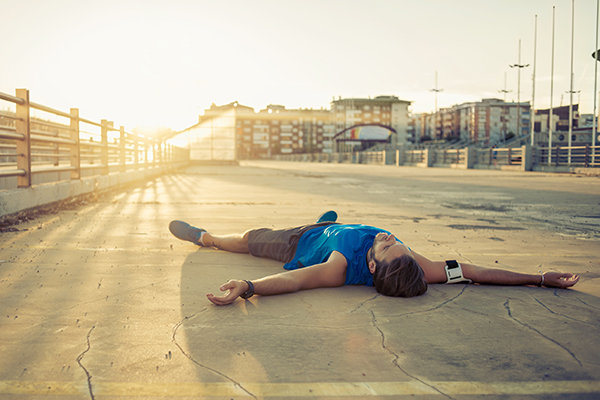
<box><xmin>144</xmin><ymin>140</ymin><xmax>149</xmax><ymax>165</ymax></box>
<box><xmin>15</xmin><ymin>89</ymin><xmax>31</xmax><ymax>187</ymax></box>
<box><xmin>101</xmin><ymin>119</ymin><xmax>109</xmax><ymax>175</ymax></box>
<box><xmin>154</xmin><ymin>142</ymin><xmax>160</xmax><ymax>166</ymax></box>
<box><xmin>70</xmin><ymin>108</ymin><xmax>80</xmax><ymax>179</ymax></box>
<box><xmin>584</xmin><ymin>144</ymin><xmax>589</xmax><ymax>167</ymax></box>
<box><xmin>159</xmin><ymin>141</ymin><xmax>164</xmax><ymax>166</ymax></box>
<box><xmin>133</xmin><ymin>135</ymin><xmax>139</xmax><ymax>170</ymax></box>
<box><xmin>119</xmin><ymin>126</ymin><xmax>126</xmax><ymax>172</ymax></box>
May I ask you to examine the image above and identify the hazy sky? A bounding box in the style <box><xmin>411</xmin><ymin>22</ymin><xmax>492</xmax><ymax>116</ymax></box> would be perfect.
<box><xmin>1</xmin><ymin>0</ymin><xmax>599</xmax><ymax>132</ymax></box>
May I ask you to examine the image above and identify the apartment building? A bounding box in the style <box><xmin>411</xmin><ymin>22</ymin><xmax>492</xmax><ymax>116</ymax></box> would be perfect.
<box><xmin>408</xmin><ymin>99</ymin><xmax>532</xmax><ymax>145</ymax></box>
<box><xmin>440</xmin><ymin>107</ymin><xmax>457</xmax><ymax>139</ymax></box>
<box><xmin>184</xmin><ymin>101</ymin><xmax>335</xmax><ymax>160</ymax></box>
<box><xmin>452</xmin><ymin>99</ymin><xmax>529</xmax><ymax>144</ymax></box>
<box><xmin>239</xmin><ymin>104</ymin><xmax>334</xmax><ymax>158</ymax></box>
<box><xmin>331</xmin><ymin>96</ymin><xmax>412</xmax><ymax>145</ymax></box>
<box><xmin>409</xmin><ymin>112</ymin><xmax>435</xmax><ymax>142</ymax></box>
<box><xmin>533</xmin><ymin>105</ymin><xmax>579</xmax><ymax>134</ymax></box>
<box><xmin>533</xmin><ymin>105</ymin><xmax>586</xmax><ymax>145</ymax></box>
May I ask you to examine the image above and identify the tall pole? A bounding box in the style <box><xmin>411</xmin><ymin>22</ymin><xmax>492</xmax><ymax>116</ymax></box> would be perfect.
<box><xmin>510</xmin><ymin>40</ymin><xmax>529</xmax><ymax>139</ymax></box>
<box><xmin>549</xmin><ymin>6</ymin><xmax>556</xmax><ymax>166</ymax></box>
<box><xmin>430</xmin><ymin>71</ymin><xmax>443</xmax><ymax>139</ymax></box>
<box><xmin>532</xmin><ymin>15</ymin><xmax>538</xmax><ymax>146</ymax></box>
<box><xmin>499</xmin><ymin>72</ymin><xmax>512</xmax><ymax>102</ymax></box>
<box><xmin>568</xmin><ymin>0</ymin><xmax>575</xmax><ymax>163</ymax></box>
<box><xmin>499</xmin><ymin>72</ymin><xmax>512</xmax><ymax>142</ymax></box>
<box><xmin>594</xmin><ymin>0</ymin><xmax>599</xmax><ymax>165</ymax></box>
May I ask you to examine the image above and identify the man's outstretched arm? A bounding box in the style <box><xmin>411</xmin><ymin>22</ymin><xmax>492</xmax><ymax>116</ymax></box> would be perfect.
<box><xmin>207</xmin><ymin>251</ymin><xmax>348</xmax><ymax>306</ymax></box>
<box><xmin>411</xmin><ymin>251</ymin><xmax>580</xmax><ymax>288</ymax></box>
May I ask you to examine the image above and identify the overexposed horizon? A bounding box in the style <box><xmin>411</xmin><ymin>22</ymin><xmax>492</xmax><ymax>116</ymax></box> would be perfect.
<box><xmin>1</xmin><ymin>0</ymin><xmax>598</xmax><ymax>132</ymax></box>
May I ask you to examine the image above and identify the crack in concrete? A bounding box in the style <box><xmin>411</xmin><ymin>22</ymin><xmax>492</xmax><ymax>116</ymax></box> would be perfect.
<box><xmin>424</xmin><ymin>234</ymin><xmax>472</xmax><ymax>263</ymax></box>
<box><xmin>453</xmin><ymin>250</ymin><xmax>472</xmax><ymax>264</ymax></box>
<box><xmin>76</xmin><ymin>325</ymin><xmax>96</xmax><ymax>400</ymax></box>
<box><xmin>349</xmin><ymin>294</ymin><xmax>380</xmax><ymax>313</ymax></box>
<box><xmin>554</xmin><ymin>290</ymin><xmax>600</xmax><ymax>310</ymax></box>
<box><xmin>368</xmin><ymin>310</ymin><xmax>455</xmax><ymax>400</ymax></box>
<box><xmin>503</xmin><ymin>299</ymin><xmax>582</xmax><ymax>366</ymax></box>
<box><xmin>172</xmin><ymin>310</ymin><xmax>257</xmax><ymax>399</ymax></box>
<box><xmin>574</xmin><ymin>296</ymin><xmax>600</xmax><ymax>310</ymax></box>
<box><xmin>388</xmin><ymin>284</ymin><xmax>469</xmax><ymax>318</ymax></box>
<box><xmin>532</xmin><ymin>296</ymin><xmax>600</xmax><ymax>327</ymax></box>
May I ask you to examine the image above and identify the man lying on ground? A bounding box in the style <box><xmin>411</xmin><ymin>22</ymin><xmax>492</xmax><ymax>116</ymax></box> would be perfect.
<box><xmin>168</xmin><ymin>211</ymin><xmax>580</xmax><ymax>306</ymax></box>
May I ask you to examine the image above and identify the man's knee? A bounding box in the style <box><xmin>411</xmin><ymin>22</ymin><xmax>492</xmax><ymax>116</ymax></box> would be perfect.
<box><xmin>242</xmin><ymin>230</ymin><xmax>252</xmax><ymax>247</ymax></box>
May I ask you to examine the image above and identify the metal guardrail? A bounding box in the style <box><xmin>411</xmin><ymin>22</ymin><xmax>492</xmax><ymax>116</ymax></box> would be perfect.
<box><xmin>475</xmin><ymin>147</ymin><xmax>523</xmax><ymax>166</ymax></box>
<box><xmin>536</xmin><ymin>145</ymin><xmax>599</xmax><ymax>167</ymax></box>
<box><xmin>433</xmin><ymin>148</ymin><xmax>466</xmax><ymax>165</ymax></box>
<box><xmin>405</xmin><ymin>150</ymin><xmax>426</xmax><ymax>164</ymax></box>
<box><xmin>0</xmin><ymin>89</ymin><xmax>189</xmax><ymax>189</ymax></box>
<box><xmin>274</xmin><ymin>144</ymin><xmax>599</xmax><ymax>170</ymax></box>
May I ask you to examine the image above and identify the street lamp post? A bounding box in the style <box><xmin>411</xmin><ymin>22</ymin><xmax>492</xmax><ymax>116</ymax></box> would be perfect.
<box><xmin>593</xmin><ymin>0</ymin><xmax>600</xmax><ymax>166</ymax></box>
<box><xmin>568</xmin><ymin>0</ymin><xmax>575</xmax><ymax>163</ymax></box>
<box><xmin>510</xmin><ymin>39</ymin><xmax>530</xmax><ymax>140</ymax></box>
<box><xmin>549</xmin><ymin>6</ymin><xmax>556</xmax><ymax>166</ymax></box>
<box><xmin>531</xmin><ymin>15</ymin><xmax>538</xmax><ymax>147</ymax></box>
<box><xmin>499</xmin><ymin>72</ymin><xmax>512</xmax><ymax>143</ymax></box>
<box><xmin>430</xmin><ymin>71</ymin><xmax>443</xmax><ymax>140</ymax></box>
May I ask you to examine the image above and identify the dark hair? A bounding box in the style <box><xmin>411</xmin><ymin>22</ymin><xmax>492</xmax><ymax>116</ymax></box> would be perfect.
<box><xmin>372</xmin><ymin>254</ymin><xmax>428</xmax><ymax>297</ymax></box>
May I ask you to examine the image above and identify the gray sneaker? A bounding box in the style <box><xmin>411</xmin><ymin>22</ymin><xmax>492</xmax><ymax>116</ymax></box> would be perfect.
<box><xmin>169</xmin><ymin>220</ymin><xmax>207</xmax><ymax>246</ymax></box>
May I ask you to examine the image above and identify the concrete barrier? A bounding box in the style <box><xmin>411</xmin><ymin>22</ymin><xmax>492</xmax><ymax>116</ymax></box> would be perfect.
<box><xmin>0</xmin><ymin>166</ymin><xmax>173</xmax><ymax>217</ymax></box>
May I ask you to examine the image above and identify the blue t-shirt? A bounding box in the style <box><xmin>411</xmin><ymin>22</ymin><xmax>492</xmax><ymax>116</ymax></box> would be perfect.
<box><xmin>283</xmin><ymin>224</ymin><xmax>399</xmax><ymax>286</ymax></box>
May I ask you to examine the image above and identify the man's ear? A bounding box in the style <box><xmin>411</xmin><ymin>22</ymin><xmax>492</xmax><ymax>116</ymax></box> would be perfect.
<box><xmin>368</xmin><ymin>260</ymin><xmax>376</xmax><ymax>274</ymax></box>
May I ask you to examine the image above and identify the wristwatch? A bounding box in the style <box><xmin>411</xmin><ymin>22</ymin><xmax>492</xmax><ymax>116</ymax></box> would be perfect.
<box><xmin>240</xmin><ymin>280</ymin><xmax>255</xmax><ymax>300</ymax></box>
<box><xmin>444</xmin><ymin>260</ymin><xmax>472</xmax><ymax>284</ymax></box>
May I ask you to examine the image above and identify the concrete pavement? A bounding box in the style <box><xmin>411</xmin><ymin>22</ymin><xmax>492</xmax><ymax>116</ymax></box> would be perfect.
<box><xmin>0</xmin><ymin>161</ymin><xmax>599</xmax><ymax>399</ymax></box>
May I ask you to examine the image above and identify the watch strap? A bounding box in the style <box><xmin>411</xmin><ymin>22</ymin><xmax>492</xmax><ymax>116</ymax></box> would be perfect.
<box><xmin>240</xmin><ymin>280</ymin><xmax>254</xmax><ymax>299</ymax></box>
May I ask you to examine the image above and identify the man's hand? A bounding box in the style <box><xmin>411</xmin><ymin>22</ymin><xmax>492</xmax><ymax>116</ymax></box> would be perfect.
<box><xmin>207</xmin><ymin>280</ymin><xmax>248</xmax><ymax>306</ymax></box>
<box><xmin>543</xmin><ymin>272</ymin><xmax>580</xmax><ymax>288</ymax></box>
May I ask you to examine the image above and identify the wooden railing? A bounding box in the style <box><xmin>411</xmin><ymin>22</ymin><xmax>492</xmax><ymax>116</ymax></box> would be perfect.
<box><xmin>0</xmin><ymin>89</ymin><xmax>189</xmax><ymax>190</ymax></box>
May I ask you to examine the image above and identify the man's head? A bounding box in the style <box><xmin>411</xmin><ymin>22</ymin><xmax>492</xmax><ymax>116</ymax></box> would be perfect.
<box><xmin>367</xmin><ymin>232</ymin><xmax>427</xmax><ymax>297</ymax></box>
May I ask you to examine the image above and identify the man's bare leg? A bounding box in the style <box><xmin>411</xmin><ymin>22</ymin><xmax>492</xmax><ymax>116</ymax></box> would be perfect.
<box><xmin>169</xmin><ymin>220</ymin><xmax>250</xmax><ymax>253</ymax></box>
<box><xmin>202</xmin><ymin>231</ymin><xmax>250</xmax><ymax>254</ymax></box>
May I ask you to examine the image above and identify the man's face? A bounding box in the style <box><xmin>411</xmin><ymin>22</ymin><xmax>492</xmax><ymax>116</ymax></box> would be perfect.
<box><xmin>368</xmin><ymin>232</ymin><xmax>412</xmax><ymax>274</ymax></box>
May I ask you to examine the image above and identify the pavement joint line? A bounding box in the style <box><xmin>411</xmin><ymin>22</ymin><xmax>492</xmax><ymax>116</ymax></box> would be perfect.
<box><xmin>0</xmin><ymin>244</ymin><xmax>590</xmax><ymax>258</ymax></box>
<box><xmin>0</xmin><ymin>380</ymin><xmax>599</xmax><ymax>397</ymax></box>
